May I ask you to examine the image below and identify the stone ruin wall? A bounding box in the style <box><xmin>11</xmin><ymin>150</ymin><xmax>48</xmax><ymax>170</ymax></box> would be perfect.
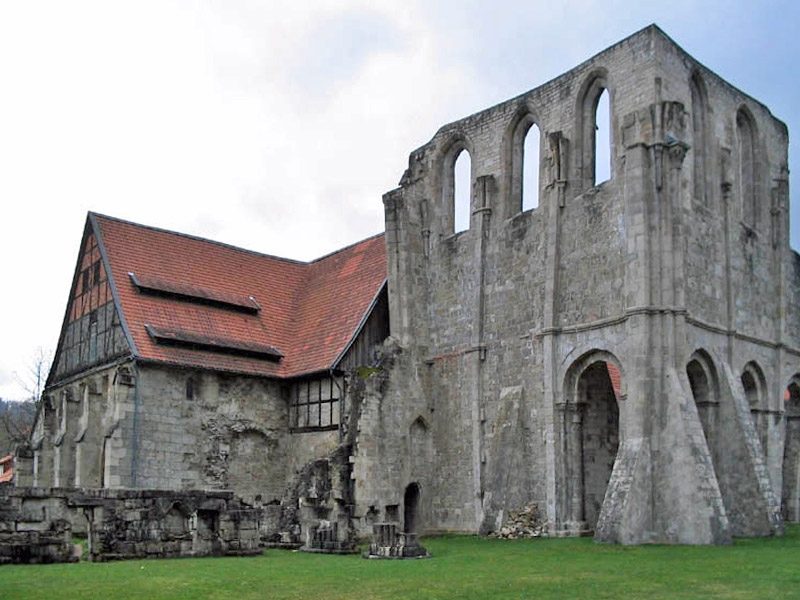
<box><xmin>35</xmin><ymin>362</ymin><xmax>296</xmax><ymax>505</ymax></box>
<box><xmin>28</xmin><ymin>359</ymin><xmax>362</xmax><ymax>553</ymax></box>
<box><xmin>367</xmin><ymin>25</ymin><xmax>661</xmax><ymax>537</ymax></box>
<box><xmin>361</xmin><ymin>26</ymin><xmax>799</xmax><ymax>543</ymax></box>
<box><xmin>0</xmin><ymin>487</ymin><xmax>267</xmax><ymax>564</ymax></box>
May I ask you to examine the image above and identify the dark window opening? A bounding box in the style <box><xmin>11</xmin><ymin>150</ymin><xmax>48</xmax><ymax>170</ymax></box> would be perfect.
<box><xmin>385</xmin><ymin>504</ymin><xmax>399</xmax><ymax>522</ymax></box>
<box><xmin>404</xmin><ymin>482</ymin><xmax>421</xmax><ymax>534</ymax></box>
<box><xmin>290</xmin><ymin>377</ymin><xmax>342</xmax><ymax>432</ymax></box>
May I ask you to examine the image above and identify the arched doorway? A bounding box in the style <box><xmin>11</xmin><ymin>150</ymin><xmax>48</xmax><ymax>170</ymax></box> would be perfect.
<box><xmin>742</xmin><ymin>362</ymin><xmax>768</xmax><ymax>455</ymax></box>
<box><xmin>783</xmin><ymin>380</ymin><xmax>800</xmax><ymax>522</ymax></box>
<box><xmin>562</xmin><ymin>353</ymin><xmax>622</xmax><ymax>531</ymax></box>
<box><xmin>404</xmin><ymin>482</ymin><xmax>421</xmax><ymax>534</ymax></box>
<box><xmin>686</xmin><ymin>351</ymin><xmax>719</xmax><ymax>459</ymax></box>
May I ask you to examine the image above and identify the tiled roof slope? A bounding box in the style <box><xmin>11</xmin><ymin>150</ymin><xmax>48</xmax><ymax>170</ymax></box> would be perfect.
<box><xmin>91</xmin><ymin>213</ymin><xmax>386</xmax><ymax>379</ymax></box>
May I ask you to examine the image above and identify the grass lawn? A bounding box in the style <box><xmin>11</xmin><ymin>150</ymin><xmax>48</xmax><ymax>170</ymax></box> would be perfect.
<box><xmin>2</xmin><ymin>526</ymin><xmax>799</xmax><ymax>600</ymax></box>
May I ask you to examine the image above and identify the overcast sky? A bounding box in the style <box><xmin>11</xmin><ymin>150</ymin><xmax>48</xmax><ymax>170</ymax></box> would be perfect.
<box><xmin>0</xmin><ymin>1</ymin><xmax>797</xmax><ymax>401</ymax></box>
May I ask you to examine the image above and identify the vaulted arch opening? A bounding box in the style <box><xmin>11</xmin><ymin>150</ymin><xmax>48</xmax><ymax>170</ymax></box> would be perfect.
<box><xmin>687</xmin><ymin>351</ymin><xmax>719</xmax><ymax>454</ymax></box>
<box><xmin>742</xmin><ymin>361</ymin><xmax>768</xmax><ymax>454</ymax></box>
<box><xmin>561</xmin><ymin>352</ymin><xmax>622</xmax><ymax>531</ymax></box>
<box><xmin>783</xmin><ymin>380</ymin><xmax>800</xmax><ymax>522</ymax></box>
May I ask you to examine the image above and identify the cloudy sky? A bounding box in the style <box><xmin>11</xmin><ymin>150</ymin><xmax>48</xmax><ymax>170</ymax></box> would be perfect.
<box><xmin>0</xmin><ymin>0</ymin><xmax>797</xmax><ymax>400</ymax></box>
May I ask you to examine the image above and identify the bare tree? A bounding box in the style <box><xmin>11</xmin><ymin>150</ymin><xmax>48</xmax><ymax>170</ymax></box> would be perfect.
<box><xmin>13</xmin><ymin>346</ymin><xmax>52</xmax><ymax>405</ymax></box>
<box><xmin>0</xmin><ymin>347</ymin><xmax>52</xmax><ymax>452</ymax></box>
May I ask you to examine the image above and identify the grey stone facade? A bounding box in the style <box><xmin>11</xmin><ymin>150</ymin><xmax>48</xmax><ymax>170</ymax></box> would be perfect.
<box><xmin>359</xmin><ymin>25</ymin><xmax>797</xmax><ymax>544</ymax></box>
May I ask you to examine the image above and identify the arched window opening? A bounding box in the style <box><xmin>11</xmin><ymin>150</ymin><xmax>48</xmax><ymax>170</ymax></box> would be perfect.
<box><xmin>783</xmin><ymin>381</ymin><xmax>800</xmax><ymax>522</ymax></box>
<box><xmin>741</xmin><ymin>362</ymin><xmax>767</xmax><ymax>455</ymax></box>
<box><xmin>186</xmin><ymin>376</ymin><xmax>195</xmax><ymax>401</ymax></box>
<box><xmin>690</xmin><ymin>74</ymin><xmax>708</xmax><ymax>206</ymax></box>
<box><xmin>522</xmin><ymin>124</ymin><xmax>541</xmax><ymax>211</ymax></box>
<box><xmin>594</xmin><ymin>89</ymin><xmax>611</xmax><ymax>185</ymax></box>
<box><xmin>453</xmin><ymin>150</ymin><xmax>471</xmax><ymax>233</ymax></box>
<box><xmin>737</xmin><ymin>108</ymin><xmax>757</xmax><ymax>226</ymax></box>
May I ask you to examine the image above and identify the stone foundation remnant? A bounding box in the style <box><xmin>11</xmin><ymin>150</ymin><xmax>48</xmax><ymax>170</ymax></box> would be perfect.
<box><xmin>0</xmin><ymin>487</ymin><xmax>265</xmax><ymax>564</ymax></box>
<box><xmin>363</xmin><ymin>522</ymin><xmax>430</xmax><ymax>559</ymax></box>
<box><xmin>302</xmin><ymin>520</ymin><xmax>359</xmax><ymax>554</ymax></box>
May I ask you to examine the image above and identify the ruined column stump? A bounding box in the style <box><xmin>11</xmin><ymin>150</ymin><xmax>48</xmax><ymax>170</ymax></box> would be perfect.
<box><xmin>301</xmin><ymin>520</ymin><xmax>359</xmax><ymax>555</ymax></box>
<box><xmin>363</xmin><ymin>522</ymin><xmax>430</xmax><ymax>559</ymax></box>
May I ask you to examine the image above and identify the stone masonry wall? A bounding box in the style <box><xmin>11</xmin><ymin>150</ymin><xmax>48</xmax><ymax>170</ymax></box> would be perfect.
<box><xmin>38</xmin><ymin>363</ymin><xmax>293</xmax><ymax>505</ymax></box>
<box><xmin>0</xmin><ymin>487</ymin><xmax>266</xmax><ymax>564</ymax></box>
<box><xmin>377</xmin><ymin>25</ymin><xmax>796</xmax><ymax>543</ymax></box>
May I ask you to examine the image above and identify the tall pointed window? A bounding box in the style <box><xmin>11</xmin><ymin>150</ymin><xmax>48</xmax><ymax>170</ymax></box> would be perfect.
<box><xmin>453</xmin><ymin>149</ymin><xmax>472</xmax><ymax>233</ymax></box>
<box><xmin>737</xmin><ymin>108</ymin><xmax>757</xmax><ymax>226</ymax></box>
<box><xmin>690</xmin><ymin>73</ymin><xmax>708</xmax><ymax>206</ymax></box>
<box><xmin>594</xmin><ymin>89</ymin><xmax>611</xmax><ymax>185</ymax></box>
<box><xmin>522</xmin><ymin>123</ymin><xmax>541</xmax><ymax>211</ymax></box>
<box><xmin>578</xmin><ymin>73</ymin><xmax>611</xmax><ymax>190</ymax></box>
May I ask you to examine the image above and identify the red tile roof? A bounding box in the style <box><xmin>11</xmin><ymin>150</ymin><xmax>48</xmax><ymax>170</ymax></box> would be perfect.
<box><xmin>91</xmin><ymin>213</ymin><xmax>386</xmax><ymax>379</ymax></box>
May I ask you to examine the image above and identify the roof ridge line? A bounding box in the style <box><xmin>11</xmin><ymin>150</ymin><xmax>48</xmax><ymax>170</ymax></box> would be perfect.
<box><xmin>307</xmin><ymin>231</ymin><xmax>386</xmax><ymax>264</ymax></box>
<box><xmin>89</xmin><ymin>211</ymin><xmax>308</xmax><ymax>265</ymax></box>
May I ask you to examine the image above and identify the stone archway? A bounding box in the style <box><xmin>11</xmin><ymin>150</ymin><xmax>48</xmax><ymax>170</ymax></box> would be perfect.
<box><xmin>783</xmin><ymin>380</ymin><xmax>800</xmax><ymax>522</ymax></box>
<box><xmin>403</xmin><ymin>482</ymin><xmax>421</xmax><ymax>534</ymax></box>
<box><xmin>686</xmin><ymin>351</ymin><xmax>719</xmax><ymax>461</ymax></box>
<box><xmin>561</xmin><ymin>353</ymin><xmax>622</xmax><ymax>532</ymax></box>
<box><xmin>741</xmin><ymin>362</ymin><xmax>768</xmax><ymax>455</ymax></box>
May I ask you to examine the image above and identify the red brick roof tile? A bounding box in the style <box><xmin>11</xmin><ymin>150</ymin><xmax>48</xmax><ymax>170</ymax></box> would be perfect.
<box><xmin>91</xmin><ymin>213</ymin><xmax>386</xmax><ymax>379</ymax></box>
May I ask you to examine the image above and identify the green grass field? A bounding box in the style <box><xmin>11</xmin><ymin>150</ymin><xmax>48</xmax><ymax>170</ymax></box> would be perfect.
<box><xmin>2</xmin><ymin>526</ymin><xmax>799</xmax><ymax>600</ymax></box>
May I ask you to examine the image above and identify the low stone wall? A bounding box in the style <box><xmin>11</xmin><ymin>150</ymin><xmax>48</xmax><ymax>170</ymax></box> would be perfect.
<box><xmin>0</xmin><ymin>487</ymin><xmax>78</xmax><ymax>564</ymax></box>
<box><xmin>0</xmin><ymin>487</ymin><xmax>268</xmax><ymax>564</ymax></box>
